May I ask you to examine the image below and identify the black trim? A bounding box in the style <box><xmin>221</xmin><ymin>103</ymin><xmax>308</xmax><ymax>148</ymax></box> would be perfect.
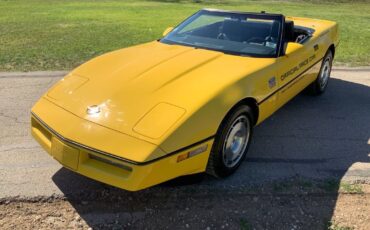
<box><xmin>31</xmin><ymin>112</ymin><xmax>215</xmax><ymax>166</ymax></box>
<box><xmin>258</xmin><ymin>57</ymin><xmax>323</xmax><ymax>105</ymax></box>
<box><xmin>277</xmin><ymin>13</ymin><xmax>286</xmax><ymax>57</ymax></box>
<box><xmin>155</xmin><ymin>135</ymin><xmax>215</xmax><ymax>162</ymax></box>
<box><xmin>202</xmin><ymin>8</ymin><xmax>284</xmax><ymax>17</ymax></box>
<box><xmin>278</xmin><ymin>16</ymin><xmax>287</xmax><ymax>56</ymax></box>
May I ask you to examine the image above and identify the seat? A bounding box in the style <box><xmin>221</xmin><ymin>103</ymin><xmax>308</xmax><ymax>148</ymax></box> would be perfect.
<box><xmin>222</xmin><ymin>19</ymin><xmax>243</xmax><ymax>42</ymax></box>
<box><xmin>266</xmin><ymin>20</ymin><xmax>280</xmax><ymax>42</ymax></box>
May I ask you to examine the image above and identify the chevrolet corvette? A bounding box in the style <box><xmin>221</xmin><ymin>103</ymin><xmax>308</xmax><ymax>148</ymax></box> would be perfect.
<box><xmin>31</xmin><ymin>9</ymin><xmax>339</xmax><ymax>191</ymax></box>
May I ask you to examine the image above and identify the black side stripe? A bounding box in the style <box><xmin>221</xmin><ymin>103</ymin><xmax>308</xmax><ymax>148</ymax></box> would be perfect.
<box><xmin>150</xmin><ymin>135</ymin><xmax>215</xmax><ymax>163</ymax></box>
<box><xmin>31</xmin><ymin>112</ymin><xmax>214</xmax><ymax>166</ymax></box>
<box><xmin>258</xmin><ymin>57</ymin><xmax>323</xmax><ymax>105</ymax></box>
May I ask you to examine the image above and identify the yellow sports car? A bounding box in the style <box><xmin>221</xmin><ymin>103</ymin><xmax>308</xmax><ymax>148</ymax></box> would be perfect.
<box><xmin>31</xmin><ymin>9</ymin><xmax>339</xmax><ymax>191</ymax></box>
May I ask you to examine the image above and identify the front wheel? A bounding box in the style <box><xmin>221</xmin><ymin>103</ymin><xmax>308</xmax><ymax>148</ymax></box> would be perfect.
<box><xmin>308</xmin><ymin>50</ymin><xmax>333</xmax><ymax>95</ymax></box>
<box><xmin>206</xmin><ymin>105</ymin><xmax>254</xmax><ymax>178</ymax></box>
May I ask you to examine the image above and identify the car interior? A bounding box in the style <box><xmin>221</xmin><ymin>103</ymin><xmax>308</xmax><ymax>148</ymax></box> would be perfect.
<box><xmin>186</xmin><ymin>19</ymin><xmax>280</xmax><ymax>45</ymax></box>
<box><xmin>284</xmin><ymin>20</ymin><xmax>313</xmax><ymax>44</ymax></box>
<box><xmin>183</xmin><ymin>18</ymin><xmax>313</xmax><ymax>46</ymax></box>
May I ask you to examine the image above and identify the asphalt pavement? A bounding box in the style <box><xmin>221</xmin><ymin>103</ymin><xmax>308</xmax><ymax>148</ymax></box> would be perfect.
<box><xmin>0</xmin><ymin>68</ymin><xmax>369</xmax><ymax>198</ymax></box>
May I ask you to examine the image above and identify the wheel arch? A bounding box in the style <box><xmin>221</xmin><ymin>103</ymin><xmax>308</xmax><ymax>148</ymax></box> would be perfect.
<box><xmin>224</xmin><ymin>97</ymin><xmax>259</xmax><ymax>126</ymax></box>
<box><xmin>206</xmin><ymin>96</ymin><xmax>258</xmax><ymax>177</ymax></box>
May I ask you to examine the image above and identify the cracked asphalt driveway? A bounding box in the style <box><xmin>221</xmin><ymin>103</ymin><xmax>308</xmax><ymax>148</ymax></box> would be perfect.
<box><xmin>0</xmin><ymin>68</ymin><xmax>369</xmax><ymax>198</ymax></box>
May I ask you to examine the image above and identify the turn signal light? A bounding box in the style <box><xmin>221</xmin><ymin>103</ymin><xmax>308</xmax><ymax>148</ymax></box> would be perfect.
<box><xmin>177</xmin><ymin>144</ymin><xmax>208</xmax><ymax>163</ymax></box>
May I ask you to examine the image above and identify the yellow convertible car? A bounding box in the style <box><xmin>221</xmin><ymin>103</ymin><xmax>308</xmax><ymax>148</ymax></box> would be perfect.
<box><xmin>31</xmin><ymin>9</ymin><xmax>339</xmax><ymax>191</ymax></box>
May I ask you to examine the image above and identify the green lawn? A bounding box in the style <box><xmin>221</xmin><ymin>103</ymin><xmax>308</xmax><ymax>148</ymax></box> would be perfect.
<box><xmin>0</xmin><ymin>0</ymin><xmax>369</xmax><ymax>71</ymax></box>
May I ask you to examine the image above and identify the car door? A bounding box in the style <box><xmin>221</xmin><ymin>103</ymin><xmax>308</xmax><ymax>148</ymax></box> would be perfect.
<box><xmin>275</xmin><ymin>40</ymin><xmax>317</xmax><ymax>109</ymax></box>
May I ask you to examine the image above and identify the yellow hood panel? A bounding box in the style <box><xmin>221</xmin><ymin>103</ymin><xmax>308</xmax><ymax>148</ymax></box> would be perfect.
<box><xmin>45</xmin><ymin>42</ymin><xmax>219</xmax><ymax>138</ymax></box>
<box><xmin>45</xmin><ymin>41</ymin><xmax>274</xmax><ymax>144</ymax></box>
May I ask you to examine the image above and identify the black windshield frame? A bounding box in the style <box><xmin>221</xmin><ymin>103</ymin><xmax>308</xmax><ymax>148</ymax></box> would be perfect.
<box><xmin>160</xmin><ymin>9</ymin><xmax>285</xmax><ymax>58</ymax></box>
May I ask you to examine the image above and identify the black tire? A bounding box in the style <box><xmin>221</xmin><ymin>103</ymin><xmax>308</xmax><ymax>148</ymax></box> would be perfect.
<box><xmin>308</xmin><ymin>50</ymin><xmax>333</xmax><ymax>95</ymax></box>
<box><xmin>206</xmin><ymin>105</ymin><xmax>254</xmax><ymax>178</ymax></box>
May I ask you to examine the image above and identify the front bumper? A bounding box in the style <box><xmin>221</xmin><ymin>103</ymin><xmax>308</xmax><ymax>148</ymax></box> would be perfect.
<box><xmin>31</xmin><ymin>98</ymin><xmax>213</xmax><ymax>191</ymax></box>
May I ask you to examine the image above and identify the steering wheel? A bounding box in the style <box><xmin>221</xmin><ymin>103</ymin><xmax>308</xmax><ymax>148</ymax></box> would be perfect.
<box><xmin>246</xmin><ymin>37</ymin><xmax>266</xmax><ymax>44</ymax></box>
<box><xmin>217</xmin><ymin>33</ymin><xmax>229</xmax><ymax>40</ymax></box>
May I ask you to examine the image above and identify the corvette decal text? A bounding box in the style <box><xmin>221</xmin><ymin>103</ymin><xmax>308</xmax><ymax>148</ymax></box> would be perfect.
<box><xmin>280</xmin><ymin>54</ymin><xmax>316</xmax><ymax>81</ymax></box>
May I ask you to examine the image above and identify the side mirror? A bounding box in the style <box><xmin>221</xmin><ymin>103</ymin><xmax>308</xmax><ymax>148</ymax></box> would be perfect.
<box><xmin>284</xmin><ymin>42</ymin><xmax>303</xmax><ymax>56</ymax></box>
<box><xmin>163</xmin><ymin>27</ymin><xmax>174</xmax><ymax>37</ymax></box>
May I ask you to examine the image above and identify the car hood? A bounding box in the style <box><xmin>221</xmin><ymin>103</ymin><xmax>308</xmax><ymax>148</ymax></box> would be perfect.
<box><xmin>45</xmin><ymin>41</ymin><xmax>272</xmax><ymax>144</ymax></box>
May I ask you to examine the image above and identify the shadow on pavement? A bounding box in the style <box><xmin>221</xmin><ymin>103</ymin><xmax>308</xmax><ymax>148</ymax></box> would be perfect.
<box><xmin>52</xmin><ymin>77</ymin><xmax>370</xmax><ymax>229</ymax></box>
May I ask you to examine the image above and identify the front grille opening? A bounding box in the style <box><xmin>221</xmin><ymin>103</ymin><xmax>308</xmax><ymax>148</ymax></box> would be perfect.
<box><xmin>89</xmin><ymin>153</ymin><xmax>133</xmax><ymax>172</ymax></box>
<box><xmin>32</xmin><ymin>117</ymin><xmax>52</xmax><ymax>140</ymax></box>
<box><xmin>31</xmin><ymin>116</ymin><xmax>52</xmax><ymax>148</ymax></box>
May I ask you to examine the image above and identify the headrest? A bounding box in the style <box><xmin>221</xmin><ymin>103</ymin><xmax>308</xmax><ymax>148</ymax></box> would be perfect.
<box><xmin>222</xmin><ymin>19</ymin><xmax>243</xmax><ymax>36</ymax></box>
<box><xmin>270</xmin><ymin>20</ymin><xmax>280</xmax><ymax>37</ymax></box>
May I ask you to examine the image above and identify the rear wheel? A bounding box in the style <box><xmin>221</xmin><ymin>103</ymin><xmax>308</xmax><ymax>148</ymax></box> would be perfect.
<box><xmin>207</xmin><ymin>105</ymin><xmax>254</xmax><ymax>177</ymax></box>
<box><xmin>308</xmin><ymin>50</ymin><xmax>333</xmax><ymax>95</ymax></box>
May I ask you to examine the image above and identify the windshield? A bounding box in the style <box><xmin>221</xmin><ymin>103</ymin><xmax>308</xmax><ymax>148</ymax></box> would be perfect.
<box><xmin>160</xmin><ymin>10</ymin><xmax>283</xmax><ymax>57</ymax></box>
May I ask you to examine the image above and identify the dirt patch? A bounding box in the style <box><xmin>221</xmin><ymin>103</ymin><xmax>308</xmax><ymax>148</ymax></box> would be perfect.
<box><xmin>1</xmin><ymin>181</ymin><xmax>369</xmax><ymax>230</ymax></box>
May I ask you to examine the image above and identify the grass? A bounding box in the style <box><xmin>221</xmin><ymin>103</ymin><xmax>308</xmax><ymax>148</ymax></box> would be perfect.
<box><xmin>319</xmin><ymin>179</ymin><xmax>340</xmax><ymax>193</ymax></box>
<box><xmin>0</xmin><ymin>0</ymin><xmax>369</xmax><ymax>71</ymax></box>
<box><xmin>273</xmin><ymin>181</ymin><xmax>294</xmax><ymax>192</ymax></box>
<box><xmin>270</xmin><ymin>178</ymin><xmax>364</xmax><ymax>194</ymax></box>
<box><xmin>318</xmin><ymin>179</ymin><xmax>364</xmax><ymax>194</ymax></box>
<box><xmin>326</xmin><ymin>221</ymin><xmax>354</xmax><ymax>230</ymax></box>
<box><xmin>239</xmin><ymin>218</ymin><xmax>252</xmax><ymax>230</ymax></box>
<box><xmin>339</xmin><ymin>182</ymin><xmax>363</xmax><ymax>194</ymax></box>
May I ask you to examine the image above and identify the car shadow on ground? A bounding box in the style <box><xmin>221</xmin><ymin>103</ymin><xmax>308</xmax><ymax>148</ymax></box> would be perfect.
<box><xmin>52</xmin><ymin>77</ymin><xmax>370</xmax><ymax>229</ymax></box>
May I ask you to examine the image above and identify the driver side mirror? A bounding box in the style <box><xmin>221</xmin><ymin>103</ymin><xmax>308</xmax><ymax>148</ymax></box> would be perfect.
<box><xmin>284</xmin><ymin>42</ymin><xmax>304</xmax><ymax>56</ymax></box>
<box><xmin>163</xmin><ymin>27</ymin><xmax>174</xmax><ymax>37</ymax></box>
